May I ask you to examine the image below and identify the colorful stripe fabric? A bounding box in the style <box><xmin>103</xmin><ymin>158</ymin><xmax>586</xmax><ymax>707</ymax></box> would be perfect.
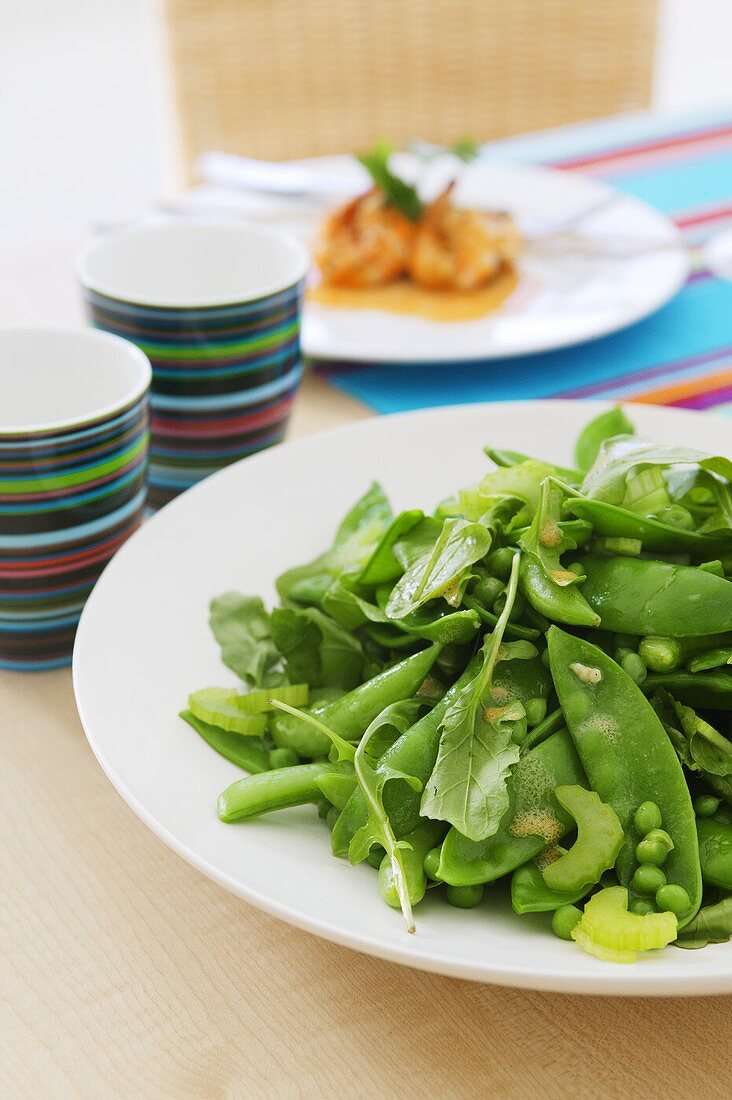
<box><xmin>320</xmin><ymin>108</ymin><xmax>732</xmax><ymax>418</ymax></box>
<box><xmin>84</xmin><ymin>281</ymin><xmax>305</xmax><ymax>508</ymax></box>
<box><xmin>0</xmin><ymin>398</ymin><xmax>149</xmax><ymax>670</ymax></box>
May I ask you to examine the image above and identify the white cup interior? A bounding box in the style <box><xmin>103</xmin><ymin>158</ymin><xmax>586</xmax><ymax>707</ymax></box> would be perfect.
<box><xmin>77</xmin><ymin>220</ymin><xmax>310</xmax><ymax>309</ymax></box>
<box><xmin>0</xmin><ymin>328</ymin><xmax>152</xmax><ymax>435</ymax></box>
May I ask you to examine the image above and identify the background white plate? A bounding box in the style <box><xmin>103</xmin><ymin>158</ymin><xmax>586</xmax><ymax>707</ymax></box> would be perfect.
<box><xmin>297</xmin><ymin>158</ymin><xmax>688</xmax><ymax>362</ymax></box>
<box><xmin>73</xmin><ymin>401</ymin><xmax>732</xmax><ymax>995</ymax></box>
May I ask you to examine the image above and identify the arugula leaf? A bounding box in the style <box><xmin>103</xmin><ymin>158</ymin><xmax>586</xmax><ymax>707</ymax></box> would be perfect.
<box><xmin>271</xmin><ymin>606</ymin><xmax>363</xmax><ymax>689</ymax></box>
<box><xmin>676</xmin><ymin>896</ymin><xmax>732</xmax><ymax>949</ymax></box>
<box><xmin>392</xmin><ymin>517</ymin><xmax>444</xmax><ymax>571</ymax></box>
<box><xmin>581</xmin><ymin>437</ymin><xmax>732</xmax><ymax>505</ymax></box>
<box><xmin>484</xmin><ymin>447</ymin><xmax>582</xmax><ymax>485</ymax></box>
<box><xmin>652</xmin><ymin>690</ymin><xmax>732</xmax><ymax>804</ymax></box>
<box><xmin>209</xmin><ymin>593</ymin><xmax>281</xmax><ymax>687</ymax></box>
<box><xmin>348</xmin><ymin>700</ymin><xmax>426</xmax><ymax>931</ymax></box>
<box><xmin>276</xmin><ymin>483</ymin><xmax>392</xmax><ymax>607</ymax></box>
<box><xmin>323</xmin><ymin>573</ymin><xmax>480</xmax><ymax>646</ymax></box>
<box><xmin>454</xmin><ymin>460</ymin><xmax>560</xmax><ymax>524</ymax></box>
<box><xmin>574</xmin><ymin>406</ymin><xmax>635</xmax><ymax>472</ymax></box>
<box><xmin>420</xmin><ymin>554</ymin><xmax>527</xmax><ymax>842</ymax></box>
<box><xmin>385</xmin><ymin>517</ymin><xmax>491</xmax><ymax>620</ymax></box>
<box><xmin>357</xmin><ymin>509</ymin><xmax>425</xmax><ymax>586</ymax></box>
<box><xmin>357</xmin><ymin>142</ymin><xmax>423</xmax><ymax>222</ymax></box>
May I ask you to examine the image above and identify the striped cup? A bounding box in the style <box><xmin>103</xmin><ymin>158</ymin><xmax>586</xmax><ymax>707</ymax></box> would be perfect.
<box><xmin>0</xmin><ymin>328</ymin><xmax>151</xmax><ymax>670</ymax></box>
<box><xmin>78</xmin><ymin>220</ymin><xmax>309</xmax><ymax>508</ymax></box>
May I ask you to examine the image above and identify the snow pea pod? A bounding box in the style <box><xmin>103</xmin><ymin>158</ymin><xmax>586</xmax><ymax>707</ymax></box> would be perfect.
<box><xmin>547</xmin><ymin>626</ymin><xmax>702</xmax><ymax>927</ymax></box>
<box><xmin>218</xmin><ymin>760</ymin><xmax>354</xmax><ymax>822</ymax></box>
<box><xmin>270</xmin><ymin>643</ymin><xmax>440</xmax><ymax>756</ymax></box>
<box><xmin>438</xmin><ymin>728</ymin><xmax>587</xmax><ymax>886</ymax></box>
<box><xmin>566</xmin><ymin>498</ymin><xmax>731</xmax><ymax>559</ymax></box>
<box><xmin>696</xmin><ymin>817</ymin><xmax>732</xmax><ymax>892</ymax></box>
<box><xmin>643</xmin><ymin>670</ymin><xmax>732</xmax><ymax>710</ymax></box>
<box><xmin>331</xmin><ymin>657</ymin><xmax>481</xmax><ymax>855</ymax></box>
<box><xmin>578</xmin><ymin>554</ymin><xmax>732</xmax><ymax>636</ymax></box>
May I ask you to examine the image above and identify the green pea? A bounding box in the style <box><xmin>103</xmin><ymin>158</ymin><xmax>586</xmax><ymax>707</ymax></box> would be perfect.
<box><xmin>268</xmin><ymin>747</ymin><xmax>299</xmax><ymax>769</ymax></box>
<box><xmin>657</xmin><ymin>504</ymin><xmax>694</xmax><ymax>531</ymax></box>
<box><xmin>655</xmin><ymin>884</ymin><xmax>691</xmax><ymax>916</ymax></box>
<box><xmin>629</xmin><ymin>898</ymin><xmax>656</xmax><ymax>916</ymax></box>
<box><xmin>636</xmin><ymin>829</ymin><xmax>674</xmax><ymax>866</ymax></box>
<box><xmin>446</xmin><ymin>883</ymin><xmax>484</xmax><ymax>909</ymax></box>
<box><xmin>630</xmin><ymin>864</ymin><xmax>667</xmax><ymax>895</ymax></box>
<box><xmin>487</xmin><ymin>547</ymin><xmax>515</xmax><ymax>580</ymax></box>
<box><xmin>524</xmin><ymin>697</ymin><xmax>548</xmax><ymax>728</ymax></box>
<box><xmin>621</xmin><ymin>651</ymin><xmax>647</xmax><ymax>685</ymax></box>
<box><xmin>634</xmin><ymin>801</ymin><xmax>662</xmax><ymax>833</ymax></box>
<box><xmin>613</xmin><ymin>646</ymin><xmax>634</xmax><ymax>664</ymax></box>
<box><xmin>472</xmin><ymin>576</ymin><xmax>504</xmax><ymax>606</ymax></box>
<box><xmin>326</xmin><ymin>806</ymin><xmax>340</xmax><ymax>831</ymax></box>
<box><xmin>551</xmin><ymin>904</ymin><xmax>583</xmax><ymax>941</ymax></box>
<box><xmin>566</xmin><ymin>562</ymin><xmax>585</xmax><ymax>577</ymax></box>
<box><xmin>423</xmin><ymin>847</ymin><xmax>443</xmax><ymax>881</ymax></box>
<box><xmin>510</xmin><ymin>718</ymin><xmax>529</xmax><ymax>745</ymax></box>
<box><xmin>694</xmin><ymin>795</ymin><xmax>722</xmax><ymax>818</ymax></box>
<box><xmin>638</xmin><ymin>636</ymin><xmax>683</xmax><ymax>673</ymax></box>
<box><xmin>366</xmin><ymin>846</ymin><xmax>385</xmax><ymax>869</ymax></box>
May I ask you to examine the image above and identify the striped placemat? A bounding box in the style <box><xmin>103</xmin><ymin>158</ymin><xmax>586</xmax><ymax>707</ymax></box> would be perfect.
<box><xmin>318</xmin><ymin>107</ymin><xmax>732</xmax><ymax>415</ymax></box>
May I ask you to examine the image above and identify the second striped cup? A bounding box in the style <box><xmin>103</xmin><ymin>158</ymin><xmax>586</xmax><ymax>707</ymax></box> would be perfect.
<box><xmin>78</xmin><ymin>221</ymin><xmax>309</xmax><ymax>508</ymax></box>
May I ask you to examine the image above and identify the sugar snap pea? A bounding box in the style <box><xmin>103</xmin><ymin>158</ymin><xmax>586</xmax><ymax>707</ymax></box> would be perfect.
<box><xmin>378</xmin><ymin>820</ymin><xmax>447</xmax><ymax>908</ymax></box>
<box><xmin>511</xmin><ymin>859</ymin><xmax>590</xmax><ymax>914</ymax></box>
<box><xmin>547</xmin><ymin>626</ymin><xmax>702</xmax><ymax>927</ymax></box>
<box><xmin>270</xmin><ymin>643</ymin><xmax>440</xmax><ymax>756</ymax></box>
<box><xmin>218</xmin><ymin>761</ymin><xmax>355</xmax><ymax>822</ymax></box>
<box><xmin>578</xmin><ymin>554</ymin><xmax>732</xmax><ymax>636</ymax></box>
<box><xmin>566</xmin><ymin>497</ymin><xmax>731</xmax><ymax>558</ymax></box>
<box><xmin>644</xmin><ymin>670</ymin><xmax>732</xmax><ymax>710</ymax></box>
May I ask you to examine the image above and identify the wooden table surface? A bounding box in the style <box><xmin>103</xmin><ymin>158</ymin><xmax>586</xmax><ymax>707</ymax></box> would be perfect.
<box><xmin>3</xmin><ymin>372</ymin><xmax>732</xmax><ymax>1099</ymax></box>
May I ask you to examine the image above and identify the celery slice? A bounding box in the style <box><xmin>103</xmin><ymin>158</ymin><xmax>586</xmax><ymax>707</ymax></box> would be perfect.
<box><xmin>572</xmin><ymin>886</ymin><xmax>677</xmax><ymax>960</ymax></box>
<box><xmin>622</xmin><ymin>468</ymin><xmax>670</xmax><ymax>517</ymax></box>
<box><xmin>188</xmin><ymin>684</ymin><xmax>309</xmax><ymax>734</ymax></box>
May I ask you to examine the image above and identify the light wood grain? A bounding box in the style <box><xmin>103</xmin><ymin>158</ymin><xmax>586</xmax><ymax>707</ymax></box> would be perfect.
<box><xmin>3</xmin><ymin>370</ymin><xmax>732</xmax><ymax>1099</ymax></box>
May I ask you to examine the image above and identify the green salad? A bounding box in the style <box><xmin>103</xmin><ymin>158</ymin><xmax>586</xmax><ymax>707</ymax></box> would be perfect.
<box><xmin>181</xmin><ymin>408</ymin><xmax>732</xmax><ymax>963</ymax></box>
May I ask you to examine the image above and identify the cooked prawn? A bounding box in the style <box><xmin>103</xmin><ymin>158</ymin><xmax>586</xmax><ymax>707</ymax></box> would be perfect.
<box><xmin>314</xmin><ymin>188</ymin><xmax>415</xmax><ymax>289</ymax></box>
<box><xmin>408</xmin><ymin>182</ymin><xmax>521</xmax><ymax>292</ymax></box>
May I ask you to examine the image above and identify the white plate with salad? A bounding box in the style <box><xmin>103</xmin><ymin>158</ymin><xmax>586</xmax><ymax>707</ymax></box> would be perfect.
<box><xmin>73</xmin><ymin>401</ymin><xmax>732</xmax><ymax>995</ymax></box>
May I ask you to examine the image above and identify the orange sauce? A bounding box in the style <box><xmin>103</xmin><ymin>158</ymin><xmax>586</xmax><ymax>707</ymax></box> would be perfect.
<box><xmin>308</xmin><ymin>267</ymin><xmax>519</xmax><ymax>322</ymax></box>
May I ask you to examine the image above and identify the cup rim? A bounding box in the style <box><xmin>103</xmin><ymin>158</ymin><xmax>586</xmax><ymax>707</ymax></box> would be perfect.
<box><xmin>76</xmin><ymin>218</ymin><xmax>311</xmax><ymax>310</ymax></box>
<box><xmin>0</xmin><ymin>326</ymin><xmax>152</xmax><ymax>437</ymax></box>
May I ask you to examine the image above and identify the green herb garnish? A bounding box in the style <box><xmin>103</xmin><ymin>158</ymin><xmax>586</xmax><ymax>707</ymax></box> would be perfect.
<box><xmin>357</xmin><ymin>142</ymin><xmax>423</xmax><ymax>222</ymax></box>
